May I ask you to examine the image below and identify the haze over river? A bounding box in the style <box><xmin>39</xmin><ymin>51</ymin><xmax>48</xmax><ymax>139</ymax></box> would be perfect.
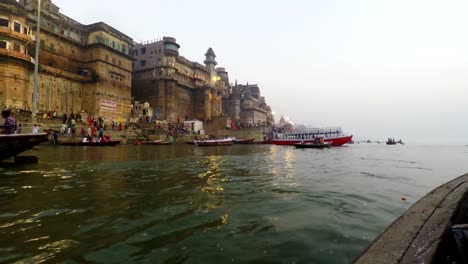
<box><xmin>1</xmin><ymin>144</ymin><xmax>467</xmax><ymax>263</ymax></box>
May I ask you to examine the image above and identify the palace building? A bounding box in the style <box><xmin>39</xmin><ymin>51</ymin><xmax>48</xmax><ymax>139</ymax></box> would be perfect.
<box><xmin>223</xmin><ymin>83</ymin><xmax>274</xmax><ymax>126</ymax></box>
<box><xmin>0</xmin><ymin>0</ymin><xmax>133</xmax><ymax>120</ymax></box>
<box><xmin>131</xmin><ymin>37</ymin><xmax>229</xmax><ymax>122</ymax></box>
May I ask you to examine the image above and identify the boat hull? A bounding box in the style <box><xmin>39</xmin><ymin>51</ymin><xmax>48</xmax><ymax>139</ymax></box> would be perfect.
<box><xmin>194</xmin><ymin>139</ymin><xmax>233</xmax><ymax>146</ymax></box>
<box><xmin>294</xmin><ymin>143</ymin><xmax>331</xmax><ymax>149</ymax></box>
<box><xmin>61</xmin><ymin>140</ymin><xmax>121</xmax><ymax>146</ymax></box>
<box><xmin>234</xmin><ymin>138</ymin><xmax>256</xmax><ymax>144</ymax></box>
<box><xmin>272</xmin><ymin>135</ymin><xmax>353</xmax><ymax>146</ymax></box>
<box><xmin>134</xmin><ymin>140</ymin><xmax>172</xmax><ymax>145</ymax></box>
<box><xmin>0</xmin><ymin>133</ymin><xmax>49</xmax><ymax>161</ymax></box>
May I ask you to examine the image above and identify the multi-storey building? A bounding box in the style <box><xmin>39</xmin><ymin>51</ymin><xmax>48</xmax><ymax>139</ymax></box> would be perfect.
<box><xmin>131</xmin><ymin>37</ymin><xmax>229</xmax><ymax>122</ymax></box>
<box><xmin>224</xmin><ymin>83</ymin><xmax>274</xmax><ymax>126</ymax></box>
<box><xmin>0</xmin><ymin>0</ymin><xmax>133</xmax><ymax>120</ymax></box>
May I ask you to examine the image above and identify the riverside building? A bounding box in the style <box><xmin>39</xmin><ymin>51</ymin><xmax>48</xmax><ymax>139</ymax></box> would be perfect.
<box><xmin>131</xmin><ymin>37</ymin><xmax>229</xmax><ymax>122</ymax></box>
<box><xmin>0</xmin><ymin>0</ymin><xmax>133</xmax><ymax>120</ymax></box>
<box><xmin>224</xmin><ymin>83</ymin><xmax>274</xmax><ymax>126</ymax></box>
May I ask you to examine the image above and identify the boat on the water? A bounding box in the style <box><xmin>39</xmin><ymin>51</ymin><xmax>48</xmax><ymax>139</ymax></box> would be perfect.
<box><xmin>0</xmin><ymin>133</ymin><xmax>49</xmax><ymax>161</ymax></box>
<box><xmin>194</xmin><ymin>138</ymin><xmax>233</xmax><ymax>146</ymax></box>
<box><xmin>386</xmin><ymin>138</ymin><xmax>404</xmax><ymax>145</ymax></box>
<box><xmin>61</xmin><ymin>140</ymin><xmax>121</xmax><ymax>146</ymax></box>
<box><xmin>355</xmin><ymin>173</ymin><xmax>468</xmax><ymax>263</ymax></box>
<box><xmin>234</xmin><ymin>138</ymin><xmax>256</xmax><ymax>144</ymax></box>
<box><xmin>271</xmin><ymin>127</ymin><xmax>352</xmax><ymax>146</ymax></box>
<box><xmin>294</xmin><ymin>142</ymin><xmax>331</xmax><ymax>149</ymax></box>
<box><xmin>133</xmin><ymin>140</ymin><xmax>172</xmax><ymax>145</ymax></box>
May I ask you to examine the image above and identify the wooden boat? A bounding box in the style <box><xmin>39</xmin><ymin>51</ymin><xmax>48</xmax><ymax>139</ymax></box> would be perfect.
<box><xmin>61</xmin><ymin>140</ymin><xmax>121</xmax><ymax>146</ymax></box>
<box><xmin>0</xmin><ymin>133</ymin><xmax>49</xmax><ymax>161</ymax></box>
<box><xmin>271</xmin><ymin>127</ymin><xmax>352</xmax><ymax>146</ymax></box>
<box><xmin>234</xmin><ymin>138</ymin><xmax>256</xmax><ymax>144</ymax></box>
<box><xmin>194</xmin><ymin>138</ymin><xmax>233</xmax><ymax>146</ymax></box>
<box><xmin>294</xmin><ymin>142</ymin><xmax>331</xmax><ymax>149</ymax></box>
<box><xmin>134</xmin><ymin>140</ymin><xmax>172</xmax><ymax>145</ymax></box>
<box><xmin>355</xmin><ymin>173</ymin><xmax>468</xmax><ymax>263</ymax></box>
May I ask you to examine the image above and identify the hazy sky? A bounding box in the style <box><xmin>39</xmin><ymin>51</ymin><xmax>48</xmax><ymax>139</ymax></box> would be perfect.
<box><xmin>53</xmin><ymin>0</ymin><xmax>468</xmax><ymax>144</ymax></box>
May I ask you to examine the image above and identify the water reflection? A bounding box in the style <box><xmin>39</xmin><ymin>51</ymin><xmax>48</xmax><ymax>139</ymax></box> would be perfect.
<box><xmin>0</xmin><ymin>144</ymin><xmax>468</xmax><ymax>263</ymax></box>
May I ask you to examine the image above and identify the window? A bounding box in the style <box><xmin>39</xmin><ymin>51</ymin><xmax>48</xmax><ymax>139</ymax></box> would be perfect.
<box><xmin>0</xmin><ymin>18</ymin><xmax>8</xmax><ymax>27</ymax></box>
<box><xmin>104</xmin><ymin>38</ymin><xmax>109</xmax><ymax>45</ymax></box>
<box><xmin>0</xmin><ymin>41</ymin><xmax>6</xmax><ymax>49</ymax></box>
<box><xmin>112</xmin><ymin>58</ymin><xmax>115</xmax><ymax>64</ymax></box>
<box><xmin>50</xmin><ymin>43</ymin><xmax>55</xmax><ymax>52</ymax></box>
<box><xmin>112</xmin><ymin>41</ymin><xmax>115</xmax><ymax>48</ymax></box>
<box><xmin>13</xmin><ymin>43</ymin><xmax>20</xmax><ymax>52</ymax></box>
<box><xmin>23</xmin><ymin>26</ymin><xmax>28</xmax><ymax>34</ymax></box>
<box><xmin>13</xmin><ymin>22</ymin><xmax>21</xmax><ymax>33</ymax></box>
<box><xmin>140</xmin><ymin>60</ymin><xmax>146</xmax><ymax>67</ymax></box>
<box><xmin>105</xmin><ymin>55</ymin><xmax>108</xmax><ymax>61</ymax></box>
<box><xmin>95</xmin><ymin>36</ymin><xmax>100</xmax><ymax>43</ymax></box>
<box><xmin>118</xmin><ymin>60</ymin><xmax>121</xmax><ymax>67</ymax></box>
<box><xmin>141</xmin><ymin>47</ymin><xmax>146</xmax><ymax>55</ymax></box>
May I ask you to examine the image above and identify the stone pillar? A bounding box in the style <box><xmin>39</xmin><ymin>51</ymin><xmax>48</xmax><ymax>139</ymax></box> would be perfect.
<box><xmin>204</xmin><ymin>89</ymin><xmax>211</xmax><ymax>120</ymax></box>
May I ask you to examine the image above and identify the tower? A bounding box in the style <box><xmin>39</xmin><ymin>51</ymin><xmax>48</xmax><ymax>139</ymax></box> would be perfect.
<box><xmin>204</xmin><ymin>47</ymin><xmax>217</xmax><ymax>80</ymax></box>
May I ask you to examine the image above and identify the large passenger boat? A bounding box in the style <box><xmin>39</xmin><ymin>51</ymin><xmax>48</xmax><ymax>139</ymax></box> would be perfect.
<box><xmin>271</xmin><ymin>127</ymin><xmax>352</xmax><ymax>146</ymax></box>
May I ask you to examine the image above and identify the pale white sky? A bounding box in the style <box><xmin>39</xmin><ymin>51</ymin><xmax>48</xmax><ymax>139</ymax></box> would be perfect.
<box><xmin>53</xmin><ymin>0</ymin><xmax>468</xmax><ymax>144</ymax></box>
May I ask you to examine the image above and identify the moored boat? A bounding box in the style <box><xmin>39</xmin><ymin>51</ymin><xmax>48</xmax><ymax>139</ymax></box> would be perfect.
<box><xmin>194</xmin><ymin>138</ymin><xmax>233</xmax><ymax>146</ymax></box>
<box><xmin>234</xmin><ymin>138</ymin><xmax>256</xmax><ymax>144</ymax></box>
<box><xmin>133</xmin><ymin>140</ymin><xmax>172</xmax><ymax>145</ymax></box>
<box><xmin>0</xmin><ymin>133</ymin><xmax>49</xmax><ymax>161</ymax></box>
<box><xmin>294</xmin><ymin>142</ymin><xmax>331</xmax><ymax>149</ymax></box>
<box><xmin>61</xmin><ymin>140</ymin><xmax>121</xmax><ymax>146</ymax></box>
<box><xmin>271</xmin><ymin>127</ymin><xmax>352</xmax><ymax>146</ymax></box>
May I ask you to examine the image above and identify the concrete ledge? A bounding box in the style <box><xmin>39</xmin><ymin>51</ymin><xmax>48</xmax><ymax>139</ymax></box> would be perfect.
<box><xmin>354</xmin><ymin>173</ymin><xmax>468</xmax><ymax>264</ymax></box>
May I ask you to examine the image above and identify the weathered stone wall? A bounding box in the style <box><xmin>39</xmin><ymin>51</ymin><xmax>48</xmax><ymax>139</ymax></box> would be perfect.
<box><xmin>0</xmin><ymin>59</ymin><xmax>32</xmax><ymax>109</ymax></box>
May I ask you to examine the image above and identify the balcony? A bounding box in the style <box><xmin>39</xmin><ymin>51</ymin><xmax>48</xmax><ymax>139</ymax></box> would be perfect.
<box><xmin>0</xmin><ymin>27</ymin><xmax>34</xmax><ymax>43</ymax></box>
<box><xmin>0</xmin><ymin>48</ymin><xmax>33</xmax><ymax>63</ymax></box>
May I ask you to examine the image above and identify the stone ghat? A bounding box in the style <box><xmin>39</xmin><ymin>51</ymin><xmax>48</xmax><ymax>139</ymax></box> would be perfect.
<box><xmin>17</xmin><ymin>120</ymin><xmax>266</xmax><ymax>145</ymax></box>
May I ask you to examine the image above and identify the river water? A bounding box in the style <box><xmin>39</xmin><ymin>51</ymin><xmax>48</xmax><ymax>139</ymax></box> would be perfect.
<box><xmin>1</xmin><ymin>144</ymin><xmax>467</xmax><ymax>263</ymax></box>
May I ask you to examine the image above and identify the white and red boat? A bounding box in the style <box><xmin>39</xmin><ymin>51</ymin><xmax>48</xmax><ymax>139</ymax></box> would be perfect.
<box><xmin>271</xmin><ymin>127</ymin><xmax>352</xmax><ymax>147</ymax></box>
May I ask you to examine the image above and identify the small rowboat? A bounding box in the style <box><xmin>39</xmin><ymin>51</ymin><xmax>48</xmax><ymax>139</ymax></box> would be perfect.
<box><xmin>134</xmin><ymin>140</ymin><xmax>172</xmax><ymax>145</ymax></box>
<box><xmin>234</xmin><ymin>138</ymin><xmax>255</xmax><ymax>144</ymax></box>
<box><xmin>194</xmin><ymin>138</ymin><xmax>233</xmax><ymax>146</ymax></box>
<box><xmin>61</xmin><ymin>140</ymin><xmax>121</xmax><ymax>146</ymax></box>
<box><xmin>294</xmin><ymin>142</ymin><xmax>331</xmax><ymax>149</ymax></box>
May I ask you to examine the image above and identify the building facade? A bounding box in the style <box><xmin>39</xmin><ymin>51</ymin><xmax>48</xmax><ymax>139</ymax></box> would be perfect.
<box><xmin>131</xmin><ymin>37</ymin><xmax>229</xmax><ymax>123</ymax></box>
<box><xmin>224</xmin><ymin>83</ymin><xmax>274</xmax><ymax>126</ymax></box>
<box><xmin>0</xmin><ymin>0</ymin><xmax>133</xmax><ymax>120</ymax></box>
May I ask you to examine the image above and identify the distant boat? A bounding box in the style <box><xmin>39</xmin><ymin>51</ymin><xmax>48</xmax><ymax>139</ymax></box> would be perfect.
<box><xmin>0</xmin><ymin>133</ymin><xmax>49</xmax><ymax>161</ymax></box>
<box><xmin>194</xmin><ymin>138</ymin><xmax>233</xmax><ymax>146</ymax></box>
<box><xmin>271</xmin><ymin>127</ymin><xmax>352</xmax><ymax>146</ymax></box>
<box><xmin>386</xmin><ymin>138</ymin><xmax>404</xmax><ymax>145</ymax></box>
<box><xmin>133</xmin><ymin>140</ymin><xmax>172</xmax><ymax>145</ymax></box>
<box><xmin>61</xmin><ymin>140</ymin><xmax>121</xmax><ymax>146</ymax></box>
<box><xmin>294</xmin><ymin>142</ymin><xmax>331</xmax><ymax>149</ymax></box>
